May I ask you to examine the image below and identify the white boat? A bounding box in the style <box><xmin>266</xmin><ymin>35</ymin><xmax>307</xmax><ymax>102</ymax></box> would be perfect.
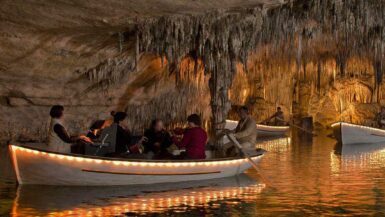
<box><xmin>225</xmin><ymin>120</ymin><xmax>290</xmax><ymax>137</ymax></box>
<box><xmin>8</xmin><ymin>144</ymin><xmax>264</xmax><ymax>186</ymax></box>
<box><xmin>332</xmin><ymin>122</ymin><xmax>385</xmax><ymax>145</ymax></box>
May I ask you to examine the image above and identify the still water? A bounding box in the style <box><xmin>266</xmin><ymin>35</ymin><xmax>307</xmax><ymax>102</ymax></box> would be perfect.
<box><xmin>1</xmin><ymin>130</ymin><xmax>385</xmax><ymax>216</ymax></box>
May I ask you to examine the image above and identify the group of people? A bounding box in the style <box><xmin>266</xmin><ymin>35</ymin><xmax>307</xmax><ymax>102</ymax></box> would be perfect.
<box><xmin>47</xmin><ymin>105</ymin><xmax>261</xmax><ymax>160</ymax></box>
<box><xmin>47</xmin><ymin>105</ymin><xmax>209</xmax><ymax>159</ymax></box>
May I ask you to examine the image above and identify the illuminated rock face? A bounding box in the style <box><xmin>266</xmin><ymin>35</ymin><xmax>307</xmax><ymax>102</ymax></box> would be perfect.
<box><xmin>1</xmin><ymin>0</ymin><xmax>385</xmax><ymax>142</ymax></box>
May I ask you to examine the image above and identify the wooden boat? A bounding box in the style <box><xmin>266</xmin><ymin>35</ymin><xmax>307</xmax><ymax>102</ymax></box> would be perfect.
<box><xmin>332</xmin><ymin>122</ymin><xmax>385</xmax><ymax>145</ymax></box>
<box><xmin>8</xmin><ymin>144</ymin><xmax>264</xmax><ymax>186</ymax></box>
<box><xmin>225</xmin><ymin>120</ymin><xmax>290</xmax><ymax>137</ymax></box>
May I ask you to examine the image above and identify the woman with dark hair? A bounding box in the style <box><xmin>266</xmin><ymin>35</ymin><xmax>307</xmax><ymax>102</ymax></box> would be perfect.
<box><xmin>110</xmin><ymin>111</ymin><xmax>132</xmax><ymax>154</ymax></box>
<box><xmin>106</xmin><ymin>111</ymin><xmax>146</xmax><ymax>155</ymax></box>
<box><xmin>172</xmin><ymin>114</ymin><xmax>208</xmax><ymax>159</ymax></box>
<box><xmin>142</xmin><ymin>119</ymin><xmax>172</xmax><ymax>158</ymax></box>
<box><xmin>48</xmin><ymin>105</ymin><xmax>92</xmax><ymax>153</ymax></box>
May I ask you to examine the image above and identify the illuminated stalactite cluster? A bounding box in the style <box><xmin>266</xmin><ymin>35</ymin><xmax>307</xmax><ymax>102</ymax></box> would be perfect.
<box><xmin>135</xmin><ymin>8</ymin><xmax>264</xmax><ymax>142</ymax></box>
<box><xmin>129</xmin><ymin>0</ymin><xmax>385</xmax><ymax>129</ymax></box>
<box><xmin>2</xmin><ymin>0</ymin><xmax>385</xmax><ymax>142</ymax></box>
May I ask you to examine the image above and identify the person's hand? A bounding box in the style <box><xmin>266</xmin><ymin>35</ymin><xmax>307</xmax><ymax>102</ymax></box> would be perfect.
<box><xmin>139</xmin><ymin>136</ymin><xmax>148</xmax><ymax>144</ymax></box>
<box><xmin>79</xmin><ymin>135</ymin><xmax>93</xmax><ymax>144</ymax></box>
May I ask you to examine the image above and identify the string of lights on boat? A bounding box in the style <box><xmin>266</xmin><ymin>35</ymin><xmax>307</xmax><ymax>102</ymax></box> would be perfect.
<box><xmin>331</xmin><ymin>122</ymin><xmax>385</xmax><ymax>134</ymax></box>
<box><xmin>10</xmin><ymin>145</ymin><xmax>255</xmax><ymax>167</ymax></box>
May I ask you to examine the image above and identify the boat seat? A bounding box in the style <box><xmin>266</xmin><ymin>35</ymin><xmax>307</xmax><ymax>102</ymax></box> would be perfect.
<box><xmin>85</xmin><ymin>124</ymin><xmax>118</xmax><ymax>156</ymax></box>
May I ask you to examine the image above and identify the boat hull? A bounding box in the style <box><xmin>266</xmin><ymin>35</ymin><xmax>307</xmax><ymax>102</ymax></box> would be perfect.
<box><xmin>332</xmin><ymin>122</ymin><xmax>385</xmax><ymax>145</ymax></box>
<box><xmin>225</xmin><ymin>120</ymin><xmax>290</xmax><ymax>137</ymax></box>
<box><xmin>8</xmin><ymin>145</ymin><xmax>264</xmax><ymax>186</ymax></box>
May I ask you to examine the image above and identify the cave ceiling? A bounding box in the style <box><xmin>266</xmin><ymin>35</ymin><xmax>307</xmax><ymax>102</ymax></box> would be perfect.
<box><xmin>1</xmin><ymin>0</ymin><xmax>385</xmax><ymax>141</ymax></box>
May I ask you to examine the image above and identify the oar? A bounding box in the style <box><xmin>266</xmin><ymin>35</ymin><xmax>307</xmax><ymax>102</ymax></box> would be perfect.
<box><xmin>226</xmin><ymin>133</ymin><xmax>275</xmax><ymax>189</ymax></box>
<box><xmin>276</xmin><ymin>118</ymin><xmax>317</xmax><ymax>136</ymax></box>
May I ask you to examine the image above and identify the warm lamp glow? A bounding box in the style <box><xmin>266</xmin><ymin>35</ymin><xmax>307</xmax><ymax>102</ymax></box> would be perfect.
<box><xmin>9</xmin><ymin>145</ymin><xmax>261</xmax><ymax>168</ymax></box>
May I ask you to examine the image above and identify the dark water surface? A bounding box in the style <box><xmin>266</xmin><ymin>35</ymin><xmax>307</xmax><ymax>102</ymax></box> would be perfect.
<box><xmin>1</xmin><ymin>130</ymin><xmax>385</xmax><ymax>216</ymax></box>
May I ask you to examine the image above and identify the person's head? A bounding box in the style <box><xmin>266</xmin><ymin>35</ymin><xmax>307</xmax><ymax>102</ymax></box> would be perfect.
<box><xmin>111</xmin><ymin>111</ymin><xmax>127</xmax><ymax>123</ymax></box>
<box><xmin>238</xmin><ymin>106</ymin><xmax>249</xmax><ymax>119</ymax></box>
<box><xmin>277</xmin><ymin>107</ymin><xmax>282</xmax><ymax>112</ymax></box>
<box><xmin>187</xmin><ymin>114</ymin><xmax>201</xmax><ymax>128</ymax></box>
<box><xmin>150</xmin><ymin>119</ymin><xmax>164</xmax><ymax>132</ymax></box>
<box><xmin>50</xmin><ymin>105</ymin><xmax>64</xmax><ymax>119</ymax></box>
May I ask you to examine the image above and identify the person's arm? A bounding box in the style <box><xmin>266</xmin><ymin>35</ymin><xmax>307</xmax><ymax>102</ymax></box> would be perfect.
<box><xmin>53</xmin><ymin>124</ymin><xmax>77</xmax><ymax>143</ymax></box>
<box><xmin>264</xmin><ymin>112</ymin><xmax>278</xmax><ymax>123</ymax></box>
<box><xmin>163</xmin><ymin>132</ymin><xmax>173</xmax><ymax>148</ymax></box>
<box><xmin>228</xmin><ymin>122</ymin><xmax>241</xmax><ymax>134</ymax></box>
<box><xmin>234</xmin><ymin>120</ymin><xmax>256</xmax><ymax>139</ymax></box>
<box><xmin>119</xmin><ymin>126</ymin><xmax>132</xmax><ymax>145</ymax></box>
<box><xmin>172</xmin><ymin>130</ymin><xmax>191</xmax><ymax>148</ymax></box>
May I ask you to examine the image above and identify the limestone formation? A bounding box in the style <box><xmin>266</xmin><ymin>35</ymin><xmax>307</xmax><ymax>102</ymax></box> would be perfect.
<box><xmin>1</xmin><ymin>0</ymin><xmax>385</xmax><ymax>142</ymax></box>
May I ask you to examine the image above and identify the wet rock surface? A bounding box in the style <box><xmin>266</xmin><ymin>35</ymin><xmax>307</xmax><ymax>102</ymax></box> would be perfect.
<box><xmin>1</xmin><ymin>0</ymin><xmax>385</xmax><ymax>142</ymax></box>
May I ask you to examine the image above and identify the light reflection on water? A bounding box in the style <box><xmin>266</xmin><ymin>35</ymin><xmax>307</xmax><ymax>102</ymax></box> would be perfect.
<box><xmin>12</xmin><ymin>177</ymin><xmax>264</xmax><ymax>216</ymax></box>
<box><xmin>1</xmin><ymin>131</ymin><xmax>385</xmax><ymax>216</ymax></box>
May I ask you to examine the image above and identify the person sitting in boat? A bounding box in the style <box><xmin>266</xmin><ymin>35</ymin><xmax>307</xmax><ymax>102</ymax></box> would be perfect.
<box><xmin>376</xmin><ymin>106</ymin><xmax>385</xmax><ymax>129</ymax></box>
<box><xmin>48</xmin><ymin>105</ymin><xmax>92</xmax><ymax>153</ymax></box>
<box><xmin>263</xmin><ymin>107</ymin><xmax>285</xmax><ymax>126</ymax></box>
<box><xmin>106</xmin><ymin>111</ymin><xmax>146</xmax><ymax>155</ymax></box>
<box><xmin>171</xmin><ymin>114</ymin><xmax>208</xmax><ymax>159</ymax></box>
<box><xmin>142</xmin><ymin>119</ymin><xmax>173</xmax><ymax>159</ymax></box>
<box><xmin>222</xmin><ymin>106</ymin><xmax>256</xmax><ymax>157</ymax></box>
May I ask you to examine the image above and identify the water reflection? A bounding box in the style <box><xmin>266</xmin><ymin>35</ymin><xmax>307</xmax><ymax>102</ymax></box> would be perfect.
<box><xmin>3</xmin><ymin>132</ymin><xmax>385</xmax><ymax>216</ymax></box>
<box><xmin>332</xmin><ymin>142</ymin><xmax>385</xmax><ymax>172</ymax></box>
<box><xmin>256</xmin><ymin>137</ymin><xmax>291</xmax><ymax>153</ymax></box>
<box><xmin>11</xmin><ymin>175</ymin><xmax>264</xmax><ymax>216</ymax></box>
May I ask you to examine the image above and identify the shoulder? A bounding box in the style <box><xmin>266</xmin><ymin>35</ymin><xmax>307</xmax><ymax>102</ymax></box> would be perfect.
<box><xmin>53</xmin><ymin>123</ymin><xmax>64</xmax><ymax>130</ymax></box>
<box><xmin>53</xmin><ymin>123</ymin><xmax>66</xmax><ymax>134</ymax></box>
<box><xmin>196</xmin><ymin>127</ymin><xmax>207</xmax><ymax>135</ymax></box>
<box><xmin>247</xmin><ymin>117</ymin><xmax>256</xmax><ymax>124</ymax></box>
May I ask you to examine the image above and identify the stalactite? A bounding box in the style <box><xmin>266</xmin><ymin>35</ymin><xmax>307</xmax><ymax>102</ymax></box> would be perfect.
<box><xmin>93</xmin><ymin>0</ymin><xmax>385</xmax><ymax>132</ymax></box>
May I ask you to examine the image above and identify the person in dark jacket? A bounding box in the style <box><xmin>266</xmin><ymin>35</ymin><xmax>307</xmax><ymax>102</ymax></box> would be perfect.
<box><xmin>110</xmin><ymin>111</ymin><xmax>133</xmax><ymax>154</ymax></box>
<box><xmin>142</xmin><ymin>119</ymin><xmax>172</xmax><ymax>158</ymax></box>
<box><xmin>107</xmin><ymin>111</ymin><xmax>147</xmax><ymax>155</ymax></box>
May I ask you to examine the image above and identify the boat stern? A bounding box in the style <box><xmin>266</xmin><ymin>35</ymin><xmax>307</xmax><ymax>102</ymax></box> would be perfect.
<box><xmin>331</xmin><ymin>122</ymin><xmax>343</xmax><ymax>145</ymax></box>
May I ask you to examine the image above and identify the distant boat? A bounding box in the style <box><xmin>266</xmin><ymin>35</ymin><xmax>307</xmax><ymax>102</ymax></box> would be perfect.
<box><xmin>225</xmin><ymin>120</ymin><xmax>290</xmax><ymax>137</ymax></box>
<box><xmin>8</xmin><ymin>144</ymin><xmax>264</xmax><ymax>186</ymax></box>
<box><xmin>331</xmin><ymin>122</ymin><xmax>385</xmax><ymax>145</ymax></box>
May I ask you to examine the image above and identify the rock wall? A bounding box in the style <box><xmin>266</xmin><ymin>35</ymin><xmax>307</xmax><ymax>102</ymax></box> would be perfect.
<box><xmin>1</xmin><ymin>0</ymin><xmax>385</xmax><ymax>142</ymax></box>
